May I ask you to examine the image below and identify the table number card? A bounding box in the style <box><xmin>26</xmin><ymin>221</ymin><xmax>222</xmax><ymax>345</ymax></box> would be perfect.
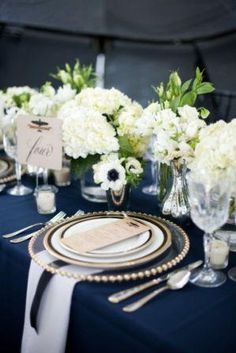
<box><xmin>17</xmin><ymin>115</ymin><xmax>62</xmax><ymax>170</ymax></box>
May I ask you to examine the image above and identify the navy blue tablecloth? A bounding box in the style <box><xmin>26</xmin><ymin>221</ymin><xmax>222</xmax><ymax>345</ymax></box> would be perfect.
<box><xmin>0</xmin><ymin>172</ymin><xmax>236</xmax><ymax>353</ymax></box>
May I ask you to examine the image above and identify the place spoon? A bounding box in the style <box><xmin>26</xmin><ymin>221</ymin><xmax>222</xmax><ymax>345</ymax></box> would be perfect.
<box><xmin>123</xmin><ymin>269</ymin><xmax>191</xmax><ymax>312</ymax></box>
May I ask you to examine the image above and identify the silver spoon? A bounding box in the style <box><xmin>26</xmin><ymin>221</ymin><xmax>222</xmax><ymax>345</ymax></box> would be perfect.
<box><xmin>123</xmin><ymin>269</ymin><xmax>191</xmax><ymax>312</ymax></box>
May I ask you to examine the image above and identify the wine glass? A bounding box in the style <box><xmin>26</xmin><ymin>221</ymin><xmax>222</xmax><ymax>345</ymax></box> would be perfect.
<box><xmin>142</xmin><ymin>138</ymin><xmax>160</xmax><ymax>196</ymax></box>
<box><xmin>3</xmin><ymin>116</ymin><xmax>32</xmax><ymax>196</ymax></box>
<box><xmin>187</xmin><ymin>170</ymin><xmax>232</xmax><ymax>287</ymax></box>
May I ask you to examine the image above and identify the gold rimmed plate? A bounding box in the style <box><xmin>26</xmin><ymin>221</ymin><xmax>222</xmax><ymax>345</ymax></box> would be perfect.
<box><xmin>0</xmin><ymin>157</ymin><xmax>14</xmax><ymax>182</ymax></box>
<box><xmin>43</xmin><ymin>213</ymin><xmax>172</xmax><ymax>269</ymax></box>
<box><xmin>59</xmin><ymin>217</ymin><xmax>154</xmax><ymax>258</ymax></box>
<box><xmin>29</xmin><ymin>211</ymin><xmax>190</xmax><ymax>282</ymax></box>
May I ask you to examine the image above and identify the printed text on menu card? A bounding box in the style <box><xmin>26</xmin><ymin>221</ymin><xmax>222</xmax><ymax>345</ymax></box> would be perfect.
<box><xmin>17</xmin><ymin>115</ymin><xmax>62</xmax><ymax>170</ymax></box>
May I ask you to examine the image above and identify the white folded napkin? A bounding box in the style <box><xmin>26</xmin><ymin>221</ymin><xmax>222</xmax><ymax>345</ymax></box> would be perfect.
<box><xmin>21</xmin><ymin>251</ymin><xmax>101</xmax><ymax>353</ymax></box>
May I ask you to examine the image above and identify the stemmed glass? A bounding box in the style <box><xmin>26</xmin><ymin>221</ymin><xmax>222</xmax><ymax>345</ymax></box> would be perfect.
<box><xmin>228</xmin><ymin>209</ymin><xmax>236</xmax><ymax>281</ymax></box>
<box><xmin>3</xmin><ymin>116</ymin><xmax>32</xmax><ymax>196</ymax></box>
<box><xmin>187</xmin><ymin>170</ymin><xmax>232</xmax><ymax>287</ymax></box>
<box><xmin>142</xmin><ymin>137</ymin><xmax>160</xmax><ymax>196</ymax></box>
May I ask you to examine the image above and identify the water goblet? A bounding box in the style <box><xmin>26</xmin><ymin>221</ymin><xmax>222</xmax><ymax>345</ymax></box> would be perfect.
<box><xmin>3</xmin><ymin>116</ymin><xmax>32</xmax><ymax>196</ymax></box>
<box><xmin>187</xmin><ymin>171</ymin><xmax>232</xmax><ymax>288</ymax></box>
<box><xmin>142</xmin><ymin>138</ymin><xmax>160</xmax><ymax>196</ymax></box>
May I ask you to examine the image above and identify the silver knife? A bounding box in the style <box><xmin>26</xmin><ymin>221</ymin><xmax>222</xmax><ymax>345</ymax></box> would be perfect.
<box><xmin>108</xmin><ymin>260</ymin><xmax>202</xmax><ymax>303</ymax></box>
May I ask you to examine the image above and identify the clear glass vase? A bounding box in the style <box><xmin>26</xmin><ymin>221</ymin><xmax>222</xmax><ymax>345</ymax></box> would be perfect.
<box><xmin>80</xmin><ymin>168</ymin><xmax>106</xmax><ymax>203</ymax></box>
<box><xmin>106</xmin><ymin>185</ymin><xmax>131</xmax><ymax>211</ymax></box>
<box><xmin>162</xmin><ymin>160</ymin><xmax>189</xmax><ymax>218</ymax></box>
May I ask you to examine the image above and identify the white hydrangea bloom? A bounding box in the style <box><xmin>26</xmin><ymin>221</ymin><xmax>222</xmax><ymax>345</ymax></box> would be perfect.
<box><xmin>57</xmin><ymin>99</ymin><xmax>79</xmax><ymax>120</ymax></box>
<box><xmin>190</xmin><ymin>119</ymin><xmax>236</xmax><ymax>179</ymax></box>
<box><xmin>62</xmin><ymin>107</ymin><xmax>119</xmax><ymax>159</ymax></box>
<box><xmin>76</xmin><ymin>87</ymin><xmax>132</xmax><ymax>116</ymax></box>
<box><xmin>3</xmin><ymin>86</ymin><xmax>37</xmax><ymax>108</ymax></box>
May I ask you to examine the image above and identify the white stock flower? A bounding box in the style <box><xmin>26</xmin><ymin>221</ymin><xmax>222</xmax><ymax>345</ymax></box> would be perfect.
<box><xmin>28</xmin><ymin>93</ymin><xmax>55</xmax><ymax>117</ymax></box>
<box><xmin>55</xmin><ymin>84</ymin><xmax>76</xmax><ymax>103</ymax></box>
<box><xmin>152</xmin><ymin>105</ymin><xmax>206</xmax><ymax>165</ymax></box>
<box><xmin>62</xmin><ymin>107</ymin><xmax>119</xmax><ymax>159</ymax></box>
<box><xmin>135</xmin><ymin>102</ymin><xmax>161</xmax><ymax>137</ymax></box>
<box><xmin>93</xmin><ymin>156</ymin><xmax>126</xmax><ymax>191</ymax></box>
<box><xmin>118</xmin><ymin>102</ymin><xmax>143</xmax><ymax>136</ymax></box>
<box><xmin>178</xmin><ymin>106</ymin><xmax>199</xmax><ymax>121</ymax></box>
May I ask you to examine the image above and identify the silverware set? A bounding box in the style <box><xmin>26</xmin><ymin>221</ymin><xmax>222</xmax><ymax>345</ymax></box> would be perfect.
<box><xmin>2</xmin><ymin>209</ymin><xmax>84</xmax><ymax>243</ymax></box>
<box><xmin>108</xmin><ymin>260</ymin><xmax>202</xmax><ymax>312</ymax></box>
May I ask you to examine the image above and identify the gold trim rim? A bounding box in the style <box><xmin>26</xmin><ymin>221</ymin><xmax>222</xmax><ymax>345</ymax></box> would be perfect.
<box><xmin>43</xmin><ymin>214</ymin><xmax>171</xmax><ymax>269</ymax></box>
<box><xmin>28</xmin><ymin>211</ymin><xmax>190</xmax><ymax>283</ymax></box>
<box><xmin>59</xmin><ymin>218</ymin><xmax>154</xmax><ymax>258</ymax></box>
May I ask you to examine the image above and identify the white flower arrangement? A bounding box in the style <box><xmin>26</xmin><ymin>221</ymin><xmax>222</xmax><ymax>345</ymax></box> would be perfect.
<box><xmin>93</xmin><ymin>153</ymin><xmax>143</xmax><ymax>191</ymax></box>
<box><xmin>61</xmin><ymin>86</ymin><xmax>147</xmax><ymax>184</ymax></box>
<box><xmin>190</xmin><ymin>119</ymin><xmax>236</xmax><ymax>179</ymax></box>
<box><xmin>136</xmin><ymin>68</ymin><xmax>214</xmax><ymax>166</ymax></box>
<box><xmin>152</xmin><ymin>105</ymin><xmax>206</xmax><ymax>165</ymax></box>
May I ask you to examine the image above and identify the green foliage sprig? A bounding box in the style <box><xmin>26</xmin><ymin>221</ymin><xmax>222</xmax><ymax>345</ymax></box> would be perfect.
<box><xmin>51</xmin><ymin>59</ymin><xmax>97</xmax><ymax>93</ymax></box>
<box><xmin>154</xmin><ymin>67</ymin><xmax>215</xmax><ymax>117</ymax></box>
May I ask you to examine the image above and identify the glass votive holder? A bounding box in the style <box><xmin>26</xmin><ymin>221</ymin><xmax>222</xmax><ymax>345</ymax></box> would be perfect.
<box><xmin>209</xmin><ymin>234</ymin><xmax>230</xmax><ymax>269</ymax></box>
<box><xmin>53</xmin><ymin>159</ymin><xmax>71</xmax><ymax>187</ymax></box>
<box><xmin>35</xmin><ymin>185</ymin><xmax>56</xmax><ymax>214</ymax></box>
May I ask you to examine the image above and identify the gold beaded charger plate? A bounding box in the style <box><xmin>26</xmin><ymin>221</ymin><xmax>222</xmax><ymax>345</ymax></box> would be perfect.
<box><xmin>59</xmin><ymin>218</ymin><xmax>154</xmax><ymax>258</ymax></box>
<box><xmin>0</xmin><ymin>157</ymin><xmax>14</xmax><ymax>183</ymax></box>
<box><xmin>29</xmin><ymin>212</ymin><xmax>190</xmax><ymax>282</ymax></box>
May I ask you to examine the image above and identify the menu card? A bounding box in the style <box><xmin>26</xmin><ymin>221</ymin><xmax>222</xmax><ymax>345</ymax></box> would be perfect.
<box><xmin>17</xmin><ymin>115</ymin><xmax>62</xmax><ymax>170</ymax></box>
<box><xmin>61</xmin><ymin>218</ymin><xmax>151</xmax><ymax>253</ymax></box>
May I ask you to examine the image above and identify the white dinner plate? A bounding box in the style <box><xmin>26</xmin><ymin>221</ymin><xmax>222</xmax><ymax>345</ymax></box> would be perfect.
<box><xmin>44</xmin><ymin>215</ymin><xmax>172</xmax><ymax>269</ymax></box>
<box><xmin>59</xmin><ymin>218</ymin><xmax>153</xmax><ymax>258</ymax></box>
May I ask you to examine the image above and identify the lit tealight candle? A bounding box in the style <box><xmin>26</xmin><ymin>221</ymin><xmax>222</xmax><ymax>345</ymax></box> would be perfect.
<box><xmin>53</xmin><ymin>167</ymin><xmax>71</xmax><ymax>187</ymax></box>
<box><xmin>36</xmin><ymin>186</ymin><xmax>56</xmax><ymax>214</ymax></box>
<box><xmin>210</xmin><ymin>239</ymin><xmax>229</xmax><ymax>269</ymax></box>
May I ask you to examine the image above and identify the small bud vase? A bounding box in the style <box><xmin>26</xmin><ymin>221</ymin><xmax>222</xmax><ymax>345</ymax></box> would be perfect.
<box><xmin>106</xmin><ymin>185</ymin><xmax>131</xmax><ymax>211</ymax></box>
<box><xmin>162</xmin><ymin>159</ymin><xmax>189</xmax><ymax>219</ymax></box>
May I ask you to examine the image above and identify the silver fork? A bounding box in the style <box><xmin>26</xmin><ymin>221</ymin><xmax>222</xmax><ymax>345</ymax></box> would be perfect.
<box><xmin>10</xmin><ymin>209</ymin><xmax>84</xmax><ymax>244</ymax></box>
<box><xmin>10</xmin><ymin>212</ymin><xmax>67</xmax><ymax>244</ymax></box>
<box><xmin>2</xmin><ymin>211</ymin><xmax>66</xmax><ymax>239</ymax></box>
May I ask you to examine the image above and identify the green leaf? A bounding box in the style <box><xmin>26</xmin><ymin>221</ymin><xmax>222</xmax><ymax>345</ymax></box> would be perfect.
<box><xmin>196</xmin><ymin>82</ymin><xmax>215</xmax><ymax>95</ymax></box>
<box><xmin>169</xmin><ymin>96</ymin><xmax>181</xmax><ymax>113</ymax></box>
<box><xmin>181</xmin><ymin>79</ymin><xmax>192</xmax><ymax>94</ymax></box>
<box><xmin>195</xmin><ymin>67</ymin><xmax>202</xmax><ymax>81</ymax></box>
<box><xmin>118</xmin><ymin>135</ymin><xmax>135</xmax><ymax>157</ymax></box>
<box><xmin>12</xmin><ymin>93</ymin><xmax>31</xmax><ymax>108</ymax></box>
<box><xmin>179</xmin><ymin>92</ymin><xmax>197</xmax><ymax>107</ymax></box>
<box><xmin>71</xmin><ymin>154</ymin><xmax>100</xmax><ymax>178</ymax></box>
